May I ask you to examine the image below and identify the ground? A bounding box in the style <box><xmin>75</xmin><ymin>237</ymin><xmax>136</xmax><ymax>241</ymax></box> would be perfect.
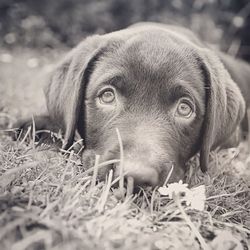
<box><xmin>0</xmin><ymin>48</ymin><xmax>249</xmax><ymax>250</ymax></box>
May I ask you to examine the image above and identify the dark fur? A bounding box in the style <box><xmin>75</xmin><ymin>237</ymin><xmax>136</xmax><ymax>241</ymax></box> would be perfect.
<box><xmin>15</xmin><ymin>23</ymin><xmax>249</xmax><ymax>187</ymax></box>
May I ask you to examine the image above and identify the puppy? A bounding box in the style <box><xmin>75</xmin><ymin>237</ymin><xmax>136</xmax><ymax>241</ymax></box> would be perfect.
<box><xmin>16</xmin><ymin>22</ymin><xmax>249</xmax><ymax>188</ymax></box>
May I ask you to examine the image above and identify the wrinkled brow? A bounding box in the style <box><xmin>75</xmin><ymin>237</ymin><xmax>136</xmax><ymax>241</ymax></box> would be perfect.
<box><xmin>168</xmin><ymin>83</ymin><xmax>196</xmax><ymax>100</ymax></box>
<box><xmin>100</xmin><ymin>75</ymin><xmax>125</xmax><ymax>90</ymax></box>
<box><xmin>86</xmin><ymin>73</ymin><xmax>124</xmax><ymax>96</ymax></box>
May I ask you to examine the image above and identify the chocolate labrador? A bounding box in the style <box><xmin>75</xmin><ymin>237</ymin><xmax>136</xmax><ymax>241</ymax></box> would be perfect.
<box><xmin>15</xmin><ymin>22</ymin><xmax>250</xmax><ymax>188</ymax></box>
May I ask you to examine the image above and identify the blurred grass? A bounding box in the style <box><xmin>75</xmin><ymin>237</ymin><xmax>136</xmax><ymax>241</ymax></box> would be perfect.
<box><xmin>0</xmin><ymin>48</ymin><xmax>67</xmax><ymax>123</ymax></box>
<box><xmin>1</xmin><ymin>0</ymin><xmax>250</xmax><ymax>61</ymax></box>
<box><xmin>0</xmin><ymin>48</ymin><xmax>250</xmax><ymax>250</ymax></box>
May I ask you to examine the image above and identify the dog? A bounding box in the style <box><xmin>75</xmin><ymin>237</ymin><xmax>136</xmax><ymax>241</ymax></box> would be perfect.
<box><xmin>15</xmin><ymin>22</ymin><xmax>250</xmax><ymax>189</ymax></box>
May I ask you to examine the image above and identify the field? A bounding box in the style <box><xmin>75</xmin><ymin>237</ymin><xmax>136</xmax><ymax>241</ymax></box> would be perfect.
<box><xmin>0</xmin><ymin>48</ymin><xmax>249</xmax><ymax>250</ymax></box>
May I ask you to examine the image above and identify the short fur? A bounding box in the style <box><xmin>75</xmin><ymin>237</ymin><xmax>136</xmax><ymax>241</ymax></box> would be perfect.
<box><xmin>15</xmin><ymin>23</ymin><xmax>249</xmax><ymax>187</ymax></box>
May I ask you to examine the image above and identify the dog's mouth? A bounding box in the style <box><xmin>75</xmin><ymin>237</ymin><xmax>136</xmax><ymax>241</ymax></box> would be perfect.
<box><xmin>105</xmin><ymin>160</ymin><xmax>177</xmax><ymax>197</ymax></box>
<box><xmin>112</xmin><ymin>173</ymin><xmax>152</xmax><ymax>198</ymax></box>
<box><xmin>108</xmin><ymin>163</ymin><xmax>135</xmax><ymax>195</ymax></box>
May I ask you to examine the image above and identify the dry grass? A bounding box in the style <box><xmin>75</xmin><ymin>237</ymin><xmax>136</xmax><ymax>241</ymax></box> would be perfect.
<box><xmin>0</xmin><ymin>48</ymin><xmax>249</xmax><ymax>250</ymax></box>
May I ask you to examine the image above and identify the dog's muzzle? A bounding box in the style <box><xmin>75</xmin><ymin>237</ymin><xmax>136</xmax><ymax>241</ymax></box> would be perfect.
<box><xmin>113</xmin><ymin>158</ymin><xmax>160</xmax><ymax>188</ymax></box>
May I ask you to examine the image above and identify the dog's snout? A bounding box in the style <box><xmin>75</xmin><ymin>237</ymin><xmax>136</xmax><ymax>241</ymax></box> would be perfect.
<box><xmin>126</xmin><ymin>167</ymin><xmax>159</xmax><ymax>187</ymax></box>
<box><xmin>115</xmin><ymin>161</ymin><xmax>159</xmax><ymax>188</ymax></box>
<box><xmin>102</xmin><ymin>139</ymin><xmax>163</xmax><ymax>189</ymax></box>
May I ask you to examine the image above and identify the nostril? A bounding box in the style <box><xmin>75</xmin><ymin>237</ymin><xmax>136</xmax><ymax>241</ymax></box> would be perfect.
<box><xmin>142</xmin><ymin>181</ymin><xmax>153</xmax><ymax>187</ymax></box>
<box><xmin>109</xmin><ymin>163</ymin><xmax>115</xmax><ymax>170</ymax></box>
<box><xmin>125</xmin><ymin>167</ymin><xmax>159</xmax><ymax>188</ymax></box>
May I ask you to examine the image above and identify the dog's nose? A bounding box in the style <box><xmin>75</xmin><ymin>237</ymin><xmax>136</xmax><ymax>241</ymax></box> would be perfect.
<box><xmin>115</xmin><ymin>160</ymin><xmax>159</xmax><ymax>188</ymax></box>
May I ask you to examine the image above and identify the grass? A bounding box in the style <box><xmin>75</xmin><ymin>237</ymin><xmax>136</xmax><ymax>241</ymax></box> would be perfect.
<box><xmin>0</xmin><ymin>48</ymin><xmax>249</xmax><ymax>250</ymax></box>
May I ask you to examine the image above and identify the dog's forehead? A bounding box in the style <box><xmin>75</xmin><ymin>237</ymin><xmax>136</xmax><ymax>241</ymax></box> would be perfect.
<box><xmin>89</xmin><ymin>32</ymin><xmax>205</xmax><ymax>102</ymax></box>
<box><xmin>118</xmin><ymin>38</ymin><xmax>199</xmax><ymax>82</ymax></box>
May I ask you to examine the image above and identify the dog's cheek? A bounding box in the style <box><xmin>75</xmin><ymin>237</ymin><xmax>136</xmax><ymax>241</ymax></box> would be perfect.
<box><xmin>175</xmin><ymin>118</ymin><xmax>203</xmax><ymax>160</ymax></box>
<box><xmin>83</xmin><ymin>105</ymin><xmax>103</xmax><ymax>151</ymax></box>
<box><xmin>83</xmin><ymin>105</ymin><xmax>116</xmax><ymax>153</ymax></box>
<box><xmin>84</xmin><ymin>121</ymin><xmax>105</xmax><ymax>152</ymax></box>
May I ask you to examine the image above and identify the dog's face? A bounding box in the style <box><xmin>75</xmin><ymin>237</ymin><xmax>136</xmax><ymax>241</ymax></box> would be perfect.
<box><xmin>45</xmin><ymin>25</ymin><xmax>245</xmax><ymax>189</ymax></box>
<box><xmin>83</xmin><ymin>37</ymin><xmax>206</xmax><ymax>186</ymax></box>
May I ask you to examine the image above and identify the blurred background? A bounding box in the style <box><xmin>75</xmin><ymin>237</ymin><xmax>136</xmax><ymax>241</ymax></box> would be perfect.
<box><xmin>1</xmin><ymin>0</ymin><xmax>250</xmax><ymax>62</ymax></box>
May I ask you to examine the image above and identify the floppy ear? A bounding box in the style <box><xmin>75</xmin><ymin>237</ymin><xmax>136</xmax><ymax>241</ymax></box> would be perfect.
<box><xmin>44</xmin><ymin>35</ymin><xmax>108</xmax><ymax>149</ymax></box>
<box><xmin>199</xmin><ymin>49</ymin><xmax>245</xmax><ymax>172</ymax></box>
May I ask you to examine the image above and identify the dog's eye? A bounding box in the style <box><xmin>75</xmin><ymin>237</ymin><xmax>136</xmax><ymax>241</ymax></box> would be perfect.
<box><xmin>99</xmin><ymin>89</ymin><xmax>115</xmax><ymax>104</ymax></box>
<box><xmin>176</xmin><ymin>99</ymin><xmax>193</xmax><ymax>118</ymax></box>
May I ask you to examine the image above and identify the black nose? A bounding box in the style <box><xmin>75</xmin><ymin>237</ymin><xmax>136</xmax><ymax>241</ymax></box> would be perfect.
<box><xmin>102</xmin><ymin>144</ymin><xmax>160</xmax><ymax>190</ymax></box>
<box><xmin>114</xmin><ymin>160</ymin><xmax>159</xmax><ymax>188</ymax></box>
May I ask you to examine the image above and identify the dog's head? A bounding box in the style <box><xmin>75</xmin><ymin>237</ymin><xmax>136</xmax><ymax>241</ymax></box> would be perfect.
<box><xmin>45</xmin><ymin>25</ymin><xmax>245</xmax><ymax>188</ymax></box>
